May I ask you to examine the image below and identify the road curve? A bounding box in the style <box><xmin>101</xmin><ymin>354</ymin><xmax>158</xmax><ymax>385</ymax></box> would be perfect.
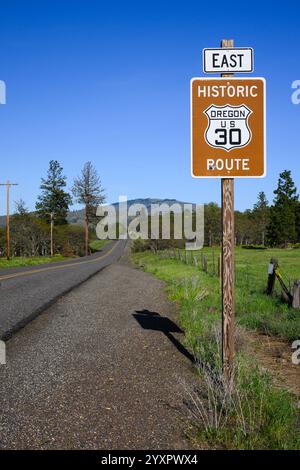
<box><xmin>0</xmin><ymin>240</ymin><xmax>126</xmax><ymax>340</ymax></box>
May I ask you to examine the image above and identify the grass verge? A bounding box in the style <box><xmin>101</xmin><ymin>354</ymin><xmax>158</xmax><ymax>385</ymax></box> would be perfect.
<box><xmin>89</xmin><ymin>239</ymin><xmax>110</xmax><ymax>252</ymax></box>
<box><xmin>137</xmin><ymin>247</ymin><xmax>300</xmax><ymax>342</ymax></box>
<box><xmin>132</xmin><ymin>251</ymin><xmax>300</xmax><ymax>450</ymax></box>
<box><xmin>0</xmin><ymin>240</ymin><xmax>110</xmax><ymax>269</ymax></box>
<box><xmin>0</xmin><ymin>254</ymin><xmax>67</xmax><ymax>269</ymax></box>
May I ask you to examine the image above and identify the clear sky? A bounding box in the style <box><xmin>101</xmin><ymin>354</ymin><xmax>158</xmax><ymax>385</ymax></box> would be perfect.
<box><xmin>0</xmin><ymin>0</ymin><xmax>299</xmax><ymax>212</ymax></box>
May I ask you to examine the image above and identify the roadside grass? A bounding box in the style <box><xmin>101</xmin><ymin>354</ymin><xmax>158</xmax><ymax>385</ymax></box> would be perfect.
<box><xmin>137</xmin><ymin>247</ymin><xmax>300</xmax><ymax>342</ymax></box>
<box><xmin>89</xmin><ymin>239</ymin><xmax>110</xmax><ymax>252</ymax></box>
<box><xmin>0</xmin><ymin>254</ymin><xmax>67</xmax><ymax>269</ymax></box>
<box><xmin>132</xmin><ymin>250</ymin><xmax>300</xmax><ymax>450</ymax></box>
<box><xmin>0</xmin><ymin>240</ymin><xmax>110</xmax><ymax>270</ymax></box>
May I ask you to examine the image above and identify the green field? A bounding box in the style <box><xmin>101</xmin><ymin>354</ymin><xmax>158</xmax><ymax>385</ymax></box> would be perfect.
<box><xmin>133</xmin><ymin>247</ymin><xmax>300</xmax><ymax>342</ymax></box>
<box><xmin>132</xmin><ymin>246</ymin><xmax>300</xmax><ymax>449</ymax></box>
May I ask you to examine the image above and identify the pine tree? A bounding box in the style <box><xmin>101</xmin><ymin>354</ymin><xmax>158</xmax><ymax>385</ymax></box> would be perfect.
<box><xmin>204</xmin><ymin>203</ymin><xmax>221</xmax><ymax>246</ymax></box>
<box><xmin>252</xmin><ymin>191</ymin><xmax>269</xmax><ymax>245</ymax></box>
<box><xmin>235</xmin><ymin>210</ymin><xmax>254</xmax><ymax>245</ymax></box>
<box><xmin>72</xmin><ymin>162</ymin><xmax>105</xmax><ymax>256</ymax></box>
<box><xmin>267</xmin><ymin>170</ymin><xmax>298</xmax><ymax>247</ymax></box>
<box><xmin>36</xmin><ymin>160</ymin><xmax>72</xmax><ymax>225</ymax></box>
<box><xmin>296</xmin><ymin>202</ymin><xmax>300</xmax><ymax>243</ymax></box>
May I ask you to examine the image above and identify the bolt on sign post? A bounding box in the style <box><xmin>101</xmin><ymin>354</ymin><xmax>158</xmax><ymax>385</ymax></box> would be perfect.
<box><xmin>191</xmin><ymin>39</ymin><xmax>266</xmax><ymax>385</ymax></box>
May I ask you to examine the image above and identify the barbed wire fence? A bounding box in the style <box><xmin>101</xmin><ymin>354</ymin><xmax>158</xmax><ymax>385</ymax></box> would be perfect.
<box><xmin>156</xmin><ymin>247</ymin><xmax>221</xmax><ymax>279</ymax></box>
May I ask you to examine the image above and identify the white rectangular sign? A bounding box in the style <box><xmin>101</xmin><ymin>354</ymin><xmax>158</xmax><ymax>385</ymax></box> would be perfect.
<box><xmin>203</xmin><ymin>48</ymin><xmax>253</xmax><ymax>73</ymax></box>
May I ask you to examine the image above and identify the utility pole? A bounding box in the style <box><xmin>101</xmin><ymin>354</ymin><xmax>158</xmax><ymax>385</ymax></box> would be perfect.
<box><xmin>84</xmin><ymin>205</ymin><xmax>89</xmax><ymax>257</ymax></box>
<box><xmin>0</xmin><ymin>180</ymin><xmax>19</xmax><ymax>260</ymax></box>
<box><xmin>50</xmin><ymin>212</ymin><xmax>54</xmax><ymax>256</ymax></box>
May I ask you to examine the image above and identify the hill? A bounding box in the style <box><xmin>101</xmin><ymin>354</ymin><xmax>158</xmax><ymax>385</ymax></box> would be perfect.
<box><xmin>68</xmin><ymin>198</ymin><xmax>195</xmax><ymax>224</ymax></box>
<box><xmin>0</xmin><ymin>198</ymin><xmax>195</xmax><ymax>227</ymax></box>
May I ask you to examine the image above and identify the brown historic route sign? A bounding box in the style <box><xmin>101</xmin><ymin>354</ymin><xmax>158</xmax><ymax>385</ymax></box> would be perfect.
<box><xmin>191</xmin><ymin>77</ymin><xmax>266</xmax><ymax>178</ymax></box>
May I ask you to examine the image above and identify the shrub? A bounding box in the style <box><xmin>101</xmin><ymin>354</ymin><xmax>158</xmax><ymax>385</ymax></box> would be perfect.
<box><xmin>54</xmin><ymin>224</ymin><xmax>85</xmax><ymax>256</ymax></box>
<box><xmin>131</xmin><ymin>239</ymin><xmax>150</xmax><ymax>252</ymax></box>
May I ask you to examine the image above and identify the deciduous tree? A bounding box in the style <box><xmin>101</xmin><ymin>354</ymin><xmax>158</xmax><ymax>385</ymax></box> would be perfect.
<box><xmin>72</xmin><ymin>162</ymin><xmax>105</xmax><ymax>256</ymax></box>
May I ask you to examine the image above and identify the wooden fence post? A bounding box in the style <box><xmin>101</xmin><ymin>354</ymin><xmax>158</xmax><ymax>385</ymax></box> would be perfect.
<box><xmin>266</xmin><ymin>258</ymin><xmax>278</xmax><ymax>295</ymax></box>
<box><xmin>292</xmin><ymin>280</ymin><xmax>300</xmax><ymax>309</ymax></box>
<box><xmin>203</xmin><ymin>255</ymin><xmax>208</xmax><ymax>273</ymax></box>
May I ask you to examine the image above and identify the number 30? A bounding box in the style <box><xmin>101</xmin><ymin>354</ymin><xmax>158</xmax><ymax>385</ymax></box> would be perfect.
<box><xmin>215</xmin><ymin>128</ymin><xmax>241</xmax><ymax>145</ymax></box>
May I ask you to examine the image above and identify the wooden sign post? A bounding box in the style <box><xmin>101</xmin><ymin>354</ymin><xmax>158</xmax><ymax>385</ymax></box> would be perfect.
<box><xmin>221</xmin><ymin>39</ymin><xmax>235</xmax><ymax>385</ymax></box>
<box><xmin>191</xmin><ymin>39</ymin><xmax>266</xmax><ymax>386</ymax></box>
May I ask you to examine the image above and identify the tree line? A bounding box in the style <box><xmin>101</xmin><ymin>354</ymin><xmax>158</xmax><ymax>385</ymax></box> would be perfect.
<box><xmin>133</xmin><ymin>169</ymin><xmax>300</xmax><ymax>252</ymax></box>
<box><xmin>0</xmin><ymin>160</ymin><xmax>105</xmax><ymax>258</ymax></box>
<box><xmin>205</xmin><ymin>169</ymin><xmax>300</xmax><ymax>247</ymax></box>
<box><xmin>1</xmin><ymin>166</ymin><xmax>299</xmax><ymax>258</ymax></box>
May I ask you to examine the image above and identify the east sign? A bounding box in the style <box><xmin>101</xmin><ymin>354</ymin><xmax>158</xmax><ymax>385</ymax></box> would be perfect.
<box><xmin>191</xmin><ymin>77</ymin><xmax>266</xmax><ymax>178</ymax></box>
<box><xmin>203</xmin><ymin>47</ymin><xmax>253</xmax><ymax>73</ymax></box>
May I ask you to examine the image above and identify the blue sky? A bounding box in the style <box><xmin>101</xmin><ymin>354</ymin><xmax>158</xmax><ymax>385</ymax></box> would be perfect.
<box><xmin>0</xmin><ymin>0</ymin><xmax>299</xmax><ymax>212</ymax></box>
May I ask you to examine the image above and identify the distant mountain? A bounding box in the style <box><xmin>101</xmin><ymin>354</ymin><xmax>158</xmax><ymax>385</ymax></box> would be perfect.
<box><xmin>0</xmin><ymin>198</ymin><xmax>195</xmax><ymax>227</ymax></box>
<box><xmin>67</xmin><ymin>198</ymin><xmax>195</xmax><ymax>224</ymax></box>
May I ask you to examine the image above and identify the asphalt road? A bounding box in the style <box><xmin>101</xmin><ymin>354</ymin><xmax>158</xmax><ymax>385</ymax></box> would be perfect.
<box><xmin>0</xmin><ymin>251</ymin><xmax>195</xmax><ymax>449</ymax></box>
<box><xmin>0</xmin><ymin>240</ymin><xmax>126</xmax><ymax>340</ymax></box>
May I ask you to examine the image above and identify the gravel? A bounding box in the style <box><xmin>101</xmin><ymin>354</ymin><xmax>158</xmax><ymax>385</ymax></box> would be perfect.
<box><xmin>0</xmin><ymin>255</ymin><xmax>195</xmax><ymax>449</ymax></box>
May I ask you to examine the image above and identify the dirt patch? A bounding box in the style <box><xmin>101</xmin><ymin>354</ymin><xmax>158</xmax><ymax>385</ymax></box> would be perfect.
<box><xmin>241</xmin><ymin>329</ymin><xmax>300</xmax><ymax>397</ymax></box>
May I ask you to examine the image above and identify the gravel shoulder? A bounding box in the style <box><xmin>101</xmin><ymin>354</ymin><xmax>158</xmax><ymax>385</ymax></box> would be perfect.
<box><xmin>0</xmin><ymin>257</ymin><xmax>195</xmax><ymax>449</ymax></box>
